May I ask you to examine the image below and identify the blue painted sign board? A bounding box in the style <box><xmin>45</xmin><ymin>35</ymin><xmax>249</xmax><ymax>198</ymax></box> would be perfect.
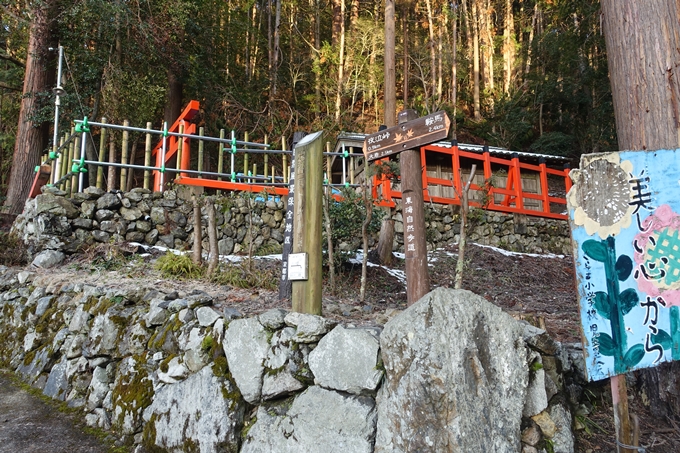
<box><xmin>568</xmin><ymin>150</ymin><xmax>680</xmax><ymax>381</ymax></box>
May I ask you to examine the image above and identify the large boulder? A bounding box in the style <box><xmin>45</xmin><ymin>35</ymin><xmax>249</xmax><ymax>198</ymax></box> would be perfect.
<box><xmin>308</xmin><ymin>325</ymin><xmax>382</xmax><ymax>395</ymax></box>
<box><xmin>241</xmin><ymin>386</ymin><xmax>376</xmax><ymax>453</ymax></box>
<box><xmin>222</xmin><ymin>317</ymin><xmax>270</xmax><ymax>404</ymax></box>
<box><xmin>142</xmin><ymin>364</ymin><xmax>245</xmax><ymax>453</ymax></box>
<box><xmin>375</xmin><ymin>288</ymin><xmax>529</xmax><ymax>453</ymax></box>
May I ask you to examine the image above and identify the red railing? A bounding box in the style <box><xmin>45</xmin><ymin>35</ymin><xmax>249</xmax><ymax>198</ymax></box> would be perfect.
<box><xmin>373</xmin><ymin>143</ymin><xmax>571</xmax><ymax>220</ymax></box>
<box><xmin>151</xmin><ymin>102</ymin><xmax>570</xmax><ymax>220</ymax></box>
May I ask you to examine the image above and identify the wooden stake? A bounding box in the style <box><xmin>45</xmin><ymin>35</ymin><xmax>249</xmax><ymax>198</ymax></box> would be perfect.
<box><xmin>611</xmin><ymin>374</ymin><xmax>637</xmax><ymax>453</ymax></box>
<box><xmin>455</xmin><ymin>164</ymin><xmax>477</xmax><ymax>289</ymax></box>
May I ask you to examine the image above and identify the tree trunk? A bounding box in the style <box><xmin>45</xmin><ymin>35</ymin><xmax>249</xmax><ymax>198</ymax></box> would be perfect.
<box><xmin>192</xmin><ymin>194</ymin><xmax>202</xmax><ymax>265</ymax></box>
<box><xmin>334</xmin><ymin>0</ymin><xmax>346</xmax><ymax>121</ymax></box>
<box><xmin>206</xmin><ymin>197</ymin><xmax>219</xmax><ymax>276</ymax></box>
<box><xmin>472</xmin><ymin>0</ymin><xmax>481</xmax><ymax>120</ymax></box>
<box><xmin>164</xmin><ymin>69</ymin><xmax>183</xmax><ymax>126</ymax></box>
<box><xmin>451</xmin><ymin>1</ymin><xmax>458</xmax><ymax>134</ymax></box>
<box><xmin>374</xmin><ymin>218</ymin><xmax>395</xmax><ymax>265</ymax></box>
<box><xmin>4</xmin><ymin>1</ymin><xmax>57</xmax><ymax>214</ymax></box>
<box><xmin>503</xmin><ymin>0</ymin><xmax>514</xmax><ymax>94</ymax></box>
<box><xmin>384</xmin><ymin>0</ymin><xmax>396</xmax><ymax>127</ymax></box>
<box><xmin>360</xmin><ymin>179</ymin><xmax>372</xmax><ymax>302</ymax></box>
<box><xmin>425</xmin><ymin>0</ymin><xmax>437</xmax><ymax>109</ymax></box>
<box><xmin>402</xmin><ymin>7</ymin><xmax>409</xmax><ymax>108</ymax></box>
<box><xmin>601</xmin><ymin>0</ymin><xmax>680</xmax><ymax>425</ymax></box>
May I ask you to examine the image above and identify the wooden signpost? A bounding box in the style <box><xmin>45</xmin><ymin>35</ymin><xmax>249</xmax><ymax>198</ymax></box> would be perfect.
<box><xmin>364</xmin><ymin>110</ymin><xmax>450</xmax><ymax>305</ymax></box>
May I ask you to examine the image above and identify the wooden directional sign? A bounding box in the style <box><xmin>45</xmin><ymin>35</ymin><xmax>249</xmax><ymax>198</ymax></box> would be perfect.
<box><xmin>363</xmin><ymin>111</ymin><xmax>451</xmax><ymax>162</ymax></box>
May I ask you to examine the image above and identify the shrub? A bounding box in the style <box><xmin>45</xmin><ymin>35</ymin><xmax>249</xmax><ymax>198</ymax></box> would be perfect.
<box><xmin>0</xmin><ymin>232</ymin><xmax>27</xmax><ymax>266</ymax></box>
<box><xmin>154</xmin><ymin>252</ymin><xmax>205</xmax><ymax>279</ymax></box>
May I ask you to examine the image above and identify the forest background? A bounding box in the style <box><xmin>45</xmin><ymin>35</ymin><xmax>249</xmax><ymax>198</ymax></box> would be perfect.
<box><xmin>0</xmin><ymin>0</ymin><xmax>615</xmax><ymax>209</ymax></box>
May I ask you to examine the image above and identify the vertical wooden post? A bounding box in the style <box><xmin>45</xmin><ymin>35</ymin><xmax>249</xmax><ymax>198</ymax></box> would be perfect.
<box><xmin>60</xmin><ymin>132</ymin><xmax>69</xmax><ymax>187</ymax></box>
<box><xmin>399</xmin><ymin>109</ymin><xmax>430</xmax><ymax>305</ymax></box>
<box><xmin>291</xmin><ymin>131</ymin><xmax>324</xmax><ymax>315</ymax></box>
<box><xmin>120</xmin><ymin>120</ymin><xmax>129</xmax><ymax>192</ymax></box>
<box><xmin>279</xmin><ymin>141</ymin><xmax>295</xmax><ymax>302</ymax></box>
<box><xmin>144</xmin><ymin>122</ymin><xmax>152</xmax><ymax>190</ymax></box>
<box><xmin>175</xmin><ymin>124</ymin><xmax>184</xmax><ymax>180</ymax></box>
<box><xmin>197</xmin><ymin>126</ymin><xmax>204</xmax><ymax>178</ymax></box>
<box><xmin>217</xmin><ymin>129</ymin><xmax>225</xmax><ymax>195</ymax></box>
<box><xmin>107</xmin><ymin>135</ymin><xmax>116</xmax><ymax>192</ymax></box>
<box><xmin>282</xmin><ymin>137</ymin><xmax>288</xmax><ymax>183</ymax></box>
<box><xmin>96</xmin><ymin>118</ymin><xmax>107</xmax><ymax>189</ymax></box>
<box><xmin>70</xmin><ymin>134</ymin><xmax>79</xmax><ymax>197</ymax></box>
<box><xmin>264</xmin><ymin>134</ymin><xmax>269</xmax><ymax>181</ymax></box>
<box><xmin>243</xmin><ymin>131</ymin><xmax>249</xmax><ymax>182</ymax></box>
<box><xmin>611</xmin><ymin>374</ymin><xmax>636</xmax><ymax>453</ymax></box>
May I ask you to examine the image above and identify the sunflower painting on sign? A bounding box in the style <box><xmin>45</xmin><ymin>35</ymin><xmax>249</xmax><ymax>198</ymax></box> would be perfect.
<box><xmin>568</xmin><ymin>150</ymin><xmax>680</xmax><ymax>381</ymax></box>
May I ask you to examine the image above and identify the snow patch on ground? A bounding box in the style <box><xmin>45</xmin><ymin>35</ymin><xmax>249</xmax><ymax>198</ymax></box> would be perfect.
<box><xmin>349</xmin><ymin>251</ymin><xmax>407</xmax><ymax>285</ymax></box>
<box><xmin>473</xmin><ymin>243</ymin><xmax>565</xmax><ymax>259</ymax></box>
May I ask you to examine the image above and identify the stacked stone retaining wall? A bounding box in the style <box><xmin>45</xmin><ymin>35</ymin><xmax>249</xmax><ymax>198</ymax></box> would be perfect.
<box><xmin>0</xmin><ymin>267</ymin><xmax>582</xmax><ymax>452</ymax></box>
<box><xmin>12</xmin><ymin>187</ymin><xmax>571</xmax><ymax>259</ymax></box>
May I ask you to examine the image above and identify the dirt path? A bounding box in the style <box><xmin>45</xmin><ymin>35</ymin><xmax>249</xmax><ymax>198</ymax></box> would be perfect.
<box><xmin>0</xmin><ymin>371</ymin><xmax>114</xmax><ymax>453</ymax></box>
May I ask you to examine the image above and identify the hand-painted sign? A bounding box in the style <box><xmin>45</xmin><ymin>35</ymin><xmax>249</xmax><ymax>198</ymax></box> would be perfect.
<box><xmin>363</xmin><ymin>111</ymin><xmax>451</xmax><ymax>162</ymax></box>
<box><xmin>568</xmin><ymin>150</ymin><xmax>680</xmax><ymax>381</ymax></box>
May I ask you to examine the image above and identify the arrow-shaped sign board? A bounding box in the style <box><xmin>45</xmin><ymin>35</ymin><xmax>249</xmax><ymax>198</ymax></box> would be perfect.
<box><xmin>363</xmin><ymin>111</ymin><xmax>451</xmax><ymax>162</ymax></box>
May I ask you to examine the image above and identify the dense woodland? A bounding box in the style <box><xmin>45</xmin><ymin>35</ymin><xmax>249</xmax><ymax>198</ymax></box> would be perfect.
<box><xmin>0</xmin><ymin>0</ymin><xmax>616</xmax><ymax>206</ymax></box>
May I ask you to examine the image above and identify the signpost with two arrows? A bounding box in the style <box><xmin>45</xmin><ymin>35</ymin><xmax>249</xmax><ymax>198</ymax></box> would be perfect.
<box><xmin>364</xmin><ymin>109</ymin><xmax>451</xmax><ymax>305</ymax></box>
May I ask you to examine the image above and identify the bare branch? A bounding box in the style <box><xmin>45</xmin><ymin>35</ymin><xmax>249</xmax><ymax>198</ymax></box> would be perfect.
<box><xmin>0</xmin><ymin>51</ymin><xmax>26</xmax><ymax>68</ymax></box>
<box><xmin>0</xmin><ymin>82</ymin><xmax>21</xmax><ymax>92</ymax></box>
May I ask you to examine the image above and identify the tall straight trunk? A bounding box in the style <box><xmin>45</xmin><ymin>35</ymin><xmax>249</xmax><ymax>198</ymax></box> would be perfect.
<box><xmin>602</xmin><ymin>0</ymin><xmax>680</xmax><ymax>445</ymax></box>
<box><xmin>437</xmin><ymin>15</ymin><xmax>444</xmax><ymax>103</ymax></box>
<box><xmin>334</xmin><ymin>0</ymin><xmax>346</xmax><ymax>120</ymax></box>
<box><xmin>402</xmin><ymin>6</ymin><xmax>409</xmax><ymax>107</ymax></box>
<box><xmin>245</xmin><ymin>5</ymin><xmax>252</xmax><ymax>80</ymax></box>
<box><xmin>472</xmin><ymin>0</ymin><xmax>481</xmax><ymax>120</ymax></box>
<box><xmin>314</xmin><ymin>0</ymin><xmax>321</xmax><ymax>120</ymax></box>
<box><xmin>503</xmin><ymin>0</ymin><xmax>514</xmax><ymax>94</ymax></box>
<box><xmin>350</xmin><ymin>0</ymin><xmax>359</xmax><ymax>30</ymax></box>
<box><xmin>271</xmin><ymin>0</ymin><xmax>281</xmax><ymax>100</ymax></box>
<box><xmin>164</xmin><ymin>69</ymin><xmax>183</xmax><ymax>125</ymax></box>
<box><xmin>425</xmin><ymin>0</ymin><xmax>437</xmax><ymax>109</ymax></box>
<box><xmin>602</xmin><ymin>1</ymin><xmax>680</xmax><ymax>151</ymax></box>
<box><xmin>268</xmin><ymin>0</ymin><xmax>272</xmax><ymax>93</ymax></box>
<box><xmin>451</xmin><ymin>1</ymin><xmax>458</xmax><ymax>133</ymax></box>
<box><xmin>4</xmin><ymin>0</ymin><xmax>57</xmax><ymax>214</ymax></box>
<box><xmin>331</xmin><ymin>0</ymin><xmax>342</xmax><ymax>45</ymax></box>
<box><xmin>525</xmin><ymin>3</ymin><xmax>538</xmax><ymax>76</ymax></box>
<box><xmin>484</xmin><ymin>0</ymin><xmax>494</xmax><ymax>95</ymax></box>
<box><xmin>384</xmin><ymin>0</ymin><xmax>396</xmax><ymax>126</ymax></box>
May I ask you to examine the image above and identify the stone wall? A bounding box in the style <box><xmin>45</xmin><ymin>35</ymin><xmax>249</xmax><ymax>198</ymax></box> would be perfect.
<box><xmin>0</xmin><ymin>266</ymin><xmax>583</xmax><ymax>452</ymax></box>
<box><xmin>12</xmin><ymin>187</ymin><xmax>571</xmax><ymax>261</ymax></box>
